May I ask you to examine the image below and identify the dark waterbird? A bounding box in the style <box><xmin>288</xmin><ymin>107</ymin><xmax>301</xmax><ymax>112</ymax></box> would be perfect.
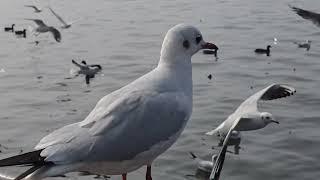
<box><xmin>254</xmin><ymin>45</ymin><xmax>271</xmax><ymax>56</ymax></box>
<box><xmin>4</xmin><ymin>24</ymin><xmax>15</xmax><ymax>32</ymax></box>
<box><xmin>290</xmin><ymin>5</ymin><xmax>320</xmax><ymax>28</ymax></box>
<box><xmin>15</xmin><ymin>29</ymin><xmax>26</xmax><ymax>38</ymax></box>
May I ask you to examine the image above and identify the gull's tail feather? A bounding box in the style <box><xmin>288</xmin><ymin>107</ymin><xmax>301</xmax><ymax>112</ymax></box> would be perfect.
<box><xmin>0</xmin><ymin>150</ymin><xmax>44</xmax><ymax>167</ymax></box>
<box><xmin>0</xmin><ymin>150</ymin><xmax>51</xmax><ymax>180</ymax></box>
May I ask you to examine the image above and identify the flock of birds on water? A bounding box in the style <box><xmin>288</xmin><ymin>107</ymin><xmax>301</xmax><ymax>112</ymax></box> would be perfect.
<box><xmin>3</xmin><ymin>1</ymin><xmax>101</xmax><ymax>85</ymax></box>
<box><xmin>0</xmin><ymin>2</ymin><xmax>320</xmax><ymax>180</ymax></box>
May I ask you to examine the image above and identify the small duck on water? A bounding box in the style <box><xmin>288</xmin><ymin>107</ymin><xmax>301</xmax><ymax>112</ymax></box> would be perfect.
<box><xmin>4</xmin><ymin>24</ymin><xmax>15</xmax><ymax>32</ymax></box>
<box><xmin>255</xmin><ymin>45</ymin><xmax>271</xmax><ymax>56</ymax></box>
<box><xmin>15</xmin><ymin>29</ymin><xmax>26</xmax><ymax>38</ymax></box>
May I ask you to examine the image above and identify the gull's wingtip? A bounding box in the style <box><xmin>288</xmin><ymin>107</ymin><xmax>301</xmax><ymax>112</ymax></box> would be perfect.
<box><xmin>205</xmin><ymin>130</ymin><xmax>216</xmax><ymax>136</ymax></box>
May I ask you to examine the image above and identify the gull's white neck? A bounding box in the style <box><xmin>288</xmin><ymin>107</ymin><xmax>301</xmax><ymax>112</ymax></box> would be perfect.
<box><xmin>158</xmin><ymin>53</ymin><xmax>192</xmax><ymax>68</ymax></box>
<box><xmin>157</xmin><ymin>54</ymin><xmax>193</xmax><ymax>96</ymax></box>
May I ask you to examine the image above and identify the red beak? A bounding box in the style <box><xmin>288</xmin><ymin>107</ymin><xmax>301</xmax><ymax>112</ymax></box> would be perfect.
<box><xmin>202</xmin><ymin>42</ymin><xmax>218</xmax><ymax>50</ymax></box>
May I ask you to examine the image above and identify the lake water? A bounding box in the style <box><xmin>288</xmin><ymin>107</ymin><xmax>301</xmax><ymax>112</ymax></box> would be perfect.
<box><xmin>1</xmin><ymin>0</ymin><xmax>320</xmax><ymax>180</ymax></box>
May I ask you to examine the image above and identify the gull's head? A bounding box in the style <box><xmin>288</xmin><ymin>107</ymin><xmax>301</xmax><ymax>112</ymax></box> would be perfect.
<box><xmin>160</xmin><ymin>24</ymin><xmax>218</xmax><ymax>64</ymax></box>
<box><xmin>260</xmin><ymin>112</ymin><xmax>279</xmax><ymax>125</ymax></box>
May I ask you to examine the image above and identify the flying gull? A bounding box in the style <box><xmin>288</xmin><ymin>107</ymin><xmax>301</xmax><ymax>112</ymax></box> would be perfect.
<box><xmin>207</xmin><ymin>83</ymin><xmax>296</xmax><ymax>180</ymax></box>
<box><xmin>71</xmin><ymin>59</ymin><xmax>102</xmax><ymax>85</ymax></box>
<box><xmin>290</xmin><ymin>5</ymin><xmax>320</xmax><ymax>28</ymax></box>
<box><xmin>25</xmin><ymin>19</ymin><xmax>61</xmax><ymax>42</ymax></box>
<box><xmin>0</xmin><ymin>24</ymin><xmax>218</xmax><ymax>180</ymax></box>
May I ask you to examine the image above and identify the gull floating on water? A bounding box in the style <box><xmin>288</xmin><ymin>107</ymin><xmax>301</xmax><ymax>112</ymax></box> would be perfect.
<box><xmin>290</xmin><ymin>5</ymin><xmax>320</xmax><ymax>28</ymax></box>
<box><xmin>48</xmin><ymin>6</ymin><xmax>80</xmax><ymax>29</ymax></box>
<box><xmin>25</xmin><ymin>19</ymin><xmax>61</xmax><ymax>42</ymax></box>
<box><xmin>207</xmin><ymin>83</ymin><xmax>296</xmax><ymax>180</ymax></box>
<box><xmin>294</xmin><ymin>40</ymin><xmax>311</xmax><ymax>51</ymax></box>
<box><xmin>0</xmin><ymin>24</ymin><xmax>218</xmax><ymax>180</ymax></box>
<box><xmin>189</xmin><ymin>152</ymin><xmax>217</xmax><ymax>173</ymax></box>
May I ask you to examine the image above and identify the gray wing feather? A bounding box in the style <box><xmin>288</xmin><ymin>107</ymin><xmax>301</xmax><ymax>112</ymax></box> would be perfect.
<box><xmin>25</xmin><ymin>19</ymin><xmax>47</xmax><ymax>27</ymax></box>
<box><xmin>235</xmin><ymin>83</ymin><xmax>296</xmax><ymax>114</ymax></box>
<box><xmin>49</xmin><ymin>27</ymin><xmax>61</xmax><ymax>42</ymax></box>
<box><xmin>48</xmin><ymin>7</ymin><xmax>68</xmax><ymax>26</ymax></box>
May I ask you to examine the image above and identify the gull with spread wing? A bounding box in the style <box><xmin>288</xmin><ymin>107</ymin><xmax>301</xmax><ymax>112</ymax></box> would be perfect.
<box><xmin>48</xmin><ymin>6</ymin><xmax>79</xmax><ymax>29</ymax></box>
<box><xmin>0</xmin><ymin>24</ymin><xmax>218</xmax><ymax>180</ymax></box>
<box><xmin>207</xmin><ymin>83</ymin><xmax>296</xmax><ymax>180</ymax></box>
<box><xmin>25</xmin><ymin>19</ymin><xmax>61</xmax><ymax>42</ymax></box>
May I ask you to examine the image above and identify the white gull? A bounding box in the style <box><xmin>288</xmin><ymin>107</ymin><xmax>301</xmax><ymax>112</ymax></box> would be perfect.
<box><xmin>0</xmin><ymin>24</ymin><xmax>218</xmax><ymax>180</ymax></box>
<box><xmin>207</xmin><ymin>83</ymin><xmax>296</xmax><ymax>180</ymax></box>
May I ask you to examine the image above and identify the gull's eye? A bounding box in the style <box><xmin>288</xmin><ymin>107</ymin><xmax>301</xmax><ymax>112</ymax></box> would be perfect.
<box><xmin>266</xmin><ymin>116</ymin><xmax>270</xmax><ymax>120</ymax></box>
<box><xmin>196</xmin><ymin>35</ymin><xmax>202</xmax><ymax>44</ymax></box>
<box><xmin>183</xmin><ymin>40</ymin><xmax>190</xmax><ymax>49</ymax></box>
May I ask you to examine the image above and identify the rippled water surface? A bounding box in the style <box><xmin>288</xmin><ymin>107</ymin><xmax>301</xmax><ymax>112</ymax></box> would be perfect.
<box><xmin>1</xmin><ymin>0</ymin><xmax>320</xmax><ymax>180</ymax></box>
